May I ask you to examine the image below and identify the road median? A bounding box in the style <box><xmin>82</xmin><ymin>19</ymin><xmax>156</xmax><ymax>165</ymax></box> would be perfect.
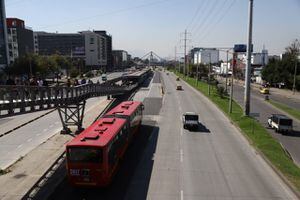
<box><xmin>172</xmin><ymin>70</ymin><xmax>300</xmax><ymax>196</ymax></box>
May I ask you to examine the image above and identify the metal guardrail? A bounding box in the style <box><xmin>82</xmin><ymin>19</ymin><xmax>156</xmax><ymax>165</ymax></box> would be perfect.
<box><xmin>0</xmin><ymin>83</ymin><xmax>138</xmax><ymax>117</ymax></box>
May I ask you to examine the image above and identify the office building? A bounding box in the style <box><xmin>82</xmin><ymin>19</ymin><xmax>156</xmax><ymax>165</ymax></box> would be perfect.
<box><xmin>112</xmin><ymin>50</ymin><xmax>128</xmax><ymax>69</ymax></box>
<box><xmin>6</xmin><ymin>18</ymin><xmax>34</xmax><ymax>64</ymax></box>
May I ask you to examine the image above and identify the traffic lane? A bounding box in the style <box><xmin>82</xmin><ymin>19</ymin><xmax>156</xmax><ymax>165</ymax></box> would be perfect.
<box><xmin>166</xmin><ymin>73</ymin><xmax>297</xmax><ymax>199</ymax></box>
<box><xmin>269</xmin><ymin>92</ymin><xmax>300</xmax><ymax>110</ymax></box>
<box><xmin>232</xmin><ymin>84</ymin><xmax>300</xmax><ymax>165</ymax></box>
<box><xmin>48</xmin><ymin>119</ymin><xmax>158</xmax><ymax>200</ymax></box>
<box><xmin>0</xmin><ymin>96</ymin><xmax>106</xmax><ymax>169</ymax></box>
<box><xmin>140</xmin><ymin>72</ymin><xmax>181</xmax><ymax>200</ymax></box>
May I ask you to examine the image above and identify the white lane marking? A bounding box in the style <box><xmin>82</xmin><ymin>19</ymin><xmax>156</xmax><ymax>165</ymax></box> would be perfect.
<box><xmin>27</xmin><ymin>138</ymin><xmax>32</xmax><ymax>142</ymax></box>
<box><xmin>179</xmin><ymin>105</ymin><xmax>182</xmax><ymax>112</ymax></box>
<box><xmin>181</xmin><ymin>190</ymin><xmax>183</xmax><ymax>200</ymax></box>
<box><xmin>181</xmin><ymin>128</ymin><xmax>183</xmax><ymax>136</ymax></box>
<box><xmin>43</xmin><ymin>129</ymin><xmax>48</xmax><ymax>132</ymax></box>
<box><xmin>180</xmin><ymin>149</ymin><xmax>183</xmax><ymax>162</ymax></box>
<box><xmin>17</xmin><ymin>144</ymin><xmax>23</xmax><ymax>149</ymax></box>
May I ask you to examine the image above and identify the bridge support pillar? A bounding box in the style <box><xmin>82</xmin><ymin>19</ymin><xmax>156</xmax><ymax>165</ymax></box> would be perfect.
<box><xmin>57</xmin><ymin>100</ymin><xmax>86</xmax><ymax>135</ymax></box>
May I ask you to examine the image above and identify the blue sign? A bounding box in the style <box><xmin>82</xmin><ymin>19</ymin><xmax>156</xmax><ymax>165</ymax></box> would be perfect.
<box><xmin>234</xmin><ymin>44</ymin><xmax>253</xmax><ymax>53</ymax></box>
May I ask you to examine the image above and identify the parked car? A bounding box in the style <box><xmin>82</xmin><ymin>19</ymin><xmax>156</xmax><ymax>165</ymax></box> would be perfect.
<box><xmin>260</xmin><ymin>87</ymin><xmax>269</xmax><ymax>94</ymax></box>
<box><xmin>176</xmin><ymin>84</ymin><xmax>182</xmax><ymax>90</ymax></box>
<box><xmin>182</xmin><ymin>112</ymin><xmax>199</xmax><ymax>130</ymax></box>
<box><xmin>268</xmin><ymin>114</ymin><xmax>293</xmax><ymax>133</ymax></box>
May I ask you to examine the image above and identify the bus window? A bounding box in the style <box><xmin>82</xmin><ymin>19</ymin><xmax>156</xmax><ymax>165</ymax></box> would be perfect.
<box><xmin>108</xmin><ymin>142</ymin><xmax>117</xmax><ymax>165</ymax></box>
<box><xmin>68</xmin><ymin>147</ymin><xmax>102</xmax><ymax>163</ymax></box>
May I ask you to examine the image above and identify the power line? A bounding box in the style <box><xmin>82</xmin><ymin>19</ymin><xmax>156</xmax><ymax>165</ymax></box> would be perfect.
<box><xmin>191</xmin><ymin>0</ymin><xmax>219</xmax><ymax>37</ymax></box>
<box><xmin>189</xmin><ymin>0</ymin><xmax>211</xmax><ymax>33</ymax></box>
<box><xmin>197</xmin><ymin>0</ymin><xmax>236</xmax><ymax>43</ymax></box>
<box><xmin>194</xmin><ymin>0</ymin><xmax>231</xmax><ymax>41</ymax></box>
<box><xmin>36</xmin><ymin>0</ymin><xmax>177</xmax><ymax>29</ymax></box>
<box><xmin>186</xmin><ymin>0</ymin><xmax>208</xmax><ymax>30</ymax></box>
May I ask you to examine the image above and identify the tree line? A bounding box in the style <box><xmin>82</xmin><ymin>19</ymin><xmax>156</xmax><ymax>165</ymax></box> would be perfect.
<box><xmin>262</xmin><ymin>39</ymin><xmax>300</xmax><ymax>90</ymax></box>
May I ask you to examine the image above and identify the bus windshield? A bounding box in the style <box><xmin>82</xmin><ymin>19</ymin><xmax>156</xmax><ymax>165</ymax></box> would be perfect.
<box><xmin>67</xmin><ymin>147</ymin><xmax>103</xmax><ymax>163</ymax></box>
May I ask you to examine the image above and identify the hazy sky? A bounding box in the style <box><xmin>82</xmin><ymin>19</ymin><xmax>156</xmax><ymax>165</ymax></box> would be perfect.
<box><xmin>5</xmin><ymin>0</ymin><xmax>300</xmax><ymax>58</ymax></box>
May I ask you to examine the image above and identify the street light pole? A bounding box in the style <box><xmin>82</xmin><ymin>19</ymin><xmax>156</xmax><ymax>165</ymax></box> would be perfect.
<box><xmin>225</xmin><ymin>50</ymin><xmax>229</xmax><ymax>93</ymax></box>
<box><xmin>208</xmin><ymin>53</ymin><xmax>211</xmax><ymax>96</ymax></box>
<box><xmin>229</xmin><ymin>53</ymin><xmax>237</xmax><ymax>113</ymax></box>
<box><xmin>293</xmin><ymin>57</ymin><xmax>298</xmax><ymax>95</ymax></box>
<box><xmin>244</xmin><ymin>0</ymin><xmax>254</xmax><ymax>116</ymax></box>
<box><xmin>196</xmin><ymin>63</ymin><xmax>199</xmax><ymax>86</ymax></box>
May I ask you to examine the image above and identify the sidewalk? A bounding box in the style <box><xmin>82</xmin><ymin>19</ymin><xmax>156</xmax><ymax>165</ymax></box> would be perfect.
<box><xmin>0</xmin><ymin>99</ymin><xmax>112</xmax><ymax>200</ymax></box>
<box><xmin>0</xmin><ymin>109</ymin><xmax>55</xmax><ymax>137</ymax></box>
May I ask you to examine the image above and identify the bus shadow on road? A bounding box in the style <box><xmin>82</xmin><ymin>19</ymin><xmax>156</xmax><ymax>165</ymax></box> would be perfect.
<box><xmin>70</xmin><ymin>120</ymin><xmax>159</xmax><ymax>200</ymax></box>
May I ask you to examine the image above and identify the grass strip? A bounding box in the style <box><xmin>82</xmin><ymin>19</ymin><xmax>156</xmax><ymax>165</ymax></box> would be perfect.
<box><xmin>268</xmin><ymin>100</ymin><xmax>300</xmax><ymax>121</ymax></box>
<box><xmin>173</xmin><ymin>71</ymin><xmax>300</xmax><ymax>192</ymax></box>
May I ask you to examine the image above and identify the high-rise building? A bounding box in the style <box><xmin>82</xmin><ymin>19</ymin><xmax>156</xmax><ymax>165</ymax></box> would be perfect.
<box><xmin>0</xmin><ymin>0</ymin><xmax>8</xmax><ymax>68</ymax></box>
<box><xmin>34</xmin><ymin>31</ymin><xmax>108</xmax><ymax>70</ymax></box>
<box><xmin>6</xmin><ymin>18</ymin><xmax>34</xmax><ymax>64</ymax></box>
<box><xmin>112</xmin><ymin>50</ymin><xmax>128</xmax><ymax>69</ymax></box>
<box><xmin>94</xmin><ymin>31</ymin><xmax>112</xmax><ymax>72</ymax></box>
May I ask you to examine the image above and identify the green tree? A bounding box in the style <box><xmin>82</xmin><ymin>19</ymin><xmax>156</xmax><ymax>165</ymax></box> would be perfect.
<box><xmin>262</xmin><ymin>39</ymin><xmax>300</xmax><ymax>90</ymax></box>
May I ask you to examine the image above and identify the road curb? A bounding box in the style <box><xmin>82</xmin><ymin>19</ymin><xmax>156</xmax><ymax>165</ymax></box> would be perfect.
<box><xmin>0</xmin><ymin>109</ymin><xmax>56</xmax><ymax>138</ymax></box>
<box><xmin>178</xmin><ymin>74</ymin><xmax>300</xmax><ymax>199</ymax></box>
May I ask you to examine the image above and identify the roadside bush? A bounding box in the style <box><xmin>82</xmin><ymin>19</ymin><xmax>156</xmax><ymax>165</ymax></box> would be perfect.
<box><xmin>85</xmin><ymin>71</ymin><xmax>93</xmax><ymax>78</ymax></box>
<box><xmin>70</xmin><ymin>68</ymin><xmax>79</xmax><ymax>78</ymax></box>
<box><xmin>216</xmin><ymin>85</ymin><xmax>227</xmax><ymax>98</ymax></box>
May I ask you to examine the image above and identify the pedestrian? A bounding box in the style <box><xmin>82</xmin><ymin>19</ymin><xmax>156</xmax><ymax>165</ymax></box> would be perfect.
<box><xmin>37</xmin><ymin>78</ymin><xmax>43</xmax><ymax>87</ymax></box>
<box><xmin>74</xmin><ymin>79</ymin><xmax>79</xmax><ymax>86</ymax></box>
<box><xmin>67</xmin><ymin>79</ymin><xmax>71</xmax><ymax>87</ymax></box>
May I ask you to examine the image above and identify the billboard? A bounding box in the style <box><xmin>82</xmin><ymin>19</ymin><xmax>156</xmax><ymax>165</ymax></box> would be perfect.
<box><xmin>234</xmin><ymin>44</ymin><xmax>253</xmax><ymax>53</ymax></box>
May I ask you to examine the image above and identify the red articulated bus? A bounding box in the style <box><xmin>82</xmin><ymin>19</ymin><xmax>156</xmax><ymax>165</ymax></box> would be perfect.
<box><xmin>105</xmin><ymin>101</ymin><xmax>144</xmax><ymax>136</ymax></box>
<box><xmin>66</xmin><ymin>101</ymin><xmax>144</xmax><ymax>187</ymax></box>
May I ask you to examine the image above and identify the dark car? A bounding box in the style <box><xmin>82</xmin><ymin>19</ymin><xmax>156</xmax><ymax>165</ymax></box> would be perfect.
<box><xmin>182</xmin><ymin>112</ymin><xmax>199</xmax><ymax>130</ymax></box>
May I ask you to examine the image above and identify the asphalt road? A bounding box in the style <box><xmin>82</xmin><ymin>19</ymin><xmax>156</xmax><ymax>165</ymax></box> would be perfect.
<box><xmin>230</xmin><ymin>83</ymin><xmax>300</xmax><ymax>165</ymax></box>
<box><xmin>137</xmin><ymin>72</ymin><xmax>296</xmax><ymax>199</ymax></box>
<box><xmin>48</xmin><ymin>71</ymin><xmax>296</xmax><ymax>200</ymax></box>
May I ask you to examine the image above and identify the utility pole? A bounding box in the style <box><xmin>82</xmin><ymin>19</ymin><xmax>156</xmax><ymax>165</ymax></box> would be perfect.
<box><xmin>184</xmin><ymin>29</ymin><xmax>187</xmax><ymax>76</ymax></box>
<box><xmin>244</xmin><ymin>0</ymin><xmax>254</xmax><ymax>116</ymax></box>
<box><xmin>208</xmin><ymin>53</ymin><xmax>211</xmax><ymax>96</ymax></box>
<box><xmin>225</xmin><ymin>50</ymin><xmax>229</xmax><ymax>92</ymax></box>
<box><xmin>229</xmin><ymin>52</ymin><xmax>237</xmax><ymax>113</ymax></box>
<box><xmin>293</xmin><ymin>40</ymin><xmax>299</xmax><ymax>95</ymax></box>
<box><xmin>175</xmin><ymin>46</ymin><xmax>177</xmax><ymax>72</ymax></box>
<box><xmin>196</xmin><ymin>63</ymin><xmax>199</xmax><ymax>86</ymax></box>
